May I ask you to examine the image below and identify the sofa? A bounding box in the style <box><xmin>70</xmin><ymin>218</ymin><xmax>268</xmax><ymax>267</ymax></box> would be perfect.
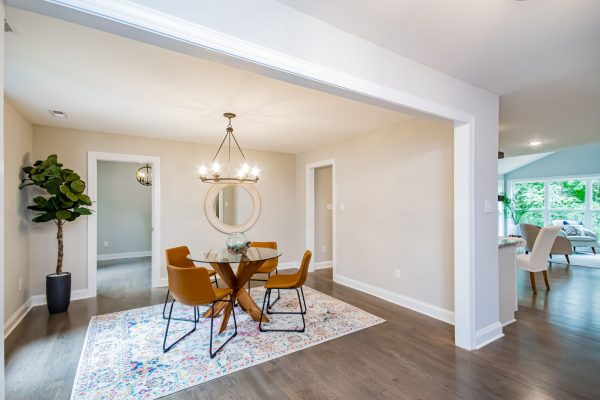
<box><xmin>551</xmin><ymin>220</ymin><xmax>598</xmax><ymax>254</ymax></box>
<box><xmin>519</xmin><ymin>223</ymin><xmax>573</xmax><ymax>263</ymax></box>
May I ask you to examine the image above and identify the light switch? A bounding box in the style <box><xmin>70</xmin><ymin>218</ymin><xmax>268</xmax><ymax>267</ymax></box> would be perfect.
<box><xmin>484</xmin><ymin>199</ymin><xmax>494</xmax><ymax>213</ymax></box>
<box><xmin>340</xmin><ymin>203</ymin><xmax>345</xmax><ymax>211</ymax></box>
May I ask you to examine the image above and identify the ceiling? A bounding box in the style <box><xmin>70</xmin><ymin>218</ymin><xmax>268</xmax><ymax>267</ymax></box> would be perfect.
<box><xmin>4</xmin><ymin>8</ymin><xmax>413</xmax><ymax>154</ymax></box>
<box><xmin>498</xmin><ymin>152</ymin><xmax>553</xmax><ymax>176</ymax></box>
<box><xmin>278</xmin><ymin>0</ymin><xmax>600</xmax><ymax>156</ymax></box>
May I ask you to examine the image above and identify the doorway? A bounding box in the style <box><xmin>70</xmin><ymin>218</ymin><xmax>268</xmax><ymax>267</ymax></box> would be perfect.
<box><xmin>306</xmin><ymin>160</ymin><xmax>336</xmax><ymax>273</ymax></box>
<box><xmin>314</xmin><ymin>166</ymin><xmax>334</xmax><ymax>270</ymax></box>
<box><xmin>87</xmin><ymin>152</ymin><xmax>161</xmax><ymax>298</ymax></box>
<box><xmin>96</xmin><ymin>161</ymin><xmax>152</xmax><ymax>298</ymax></box>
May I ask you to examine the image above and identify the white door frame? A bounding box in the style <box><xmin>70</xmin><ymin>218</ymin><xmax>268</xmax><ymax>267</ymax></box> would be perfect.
<box><xmin>306</xmin><ymin>160</ymin><xmax>336</xmax><ymax>274</ymax></box>
<box><xmin>87</xmin><ymin>151</ymin><xmax>161</xmax><ymax>297</ymax></box>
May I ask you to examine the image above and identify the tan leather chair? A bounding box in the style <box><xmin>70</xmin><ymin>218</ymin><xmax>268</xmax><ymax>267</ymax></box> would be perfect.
<box><xmin>259</xmin><ymin>250</ymin><xmax>312</xmax><ymax>333</ymax></box>
<box><xmin>163</xmin><ymin>246</ymin><xmax>218</xmax><ymax>320</ymax></box>
<box><xmin>163</xmin><ymin>265</ymin><xmax>237</xmax><ymax>357</ymax></box>
<box><xmin>248</xmin><ymin>242</ymin><xmax>280</xmax><ymax>306</ymax></box>
<box><xmin>520</xmin><ymin>224</ymin><xmax>572</xmax><ymax>264</ymax></box>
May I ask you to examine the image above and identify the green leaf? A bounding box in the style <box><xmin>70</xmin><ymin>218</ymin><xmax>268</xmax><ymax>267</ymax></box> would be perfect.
<box><xmin>55</xmin><ymin>210</ymin><xmax>71</xmax><ymax>220</ymax></box>
<box><xmin>77</xmin><ymin>193</ymin><xmax>92</xmax><ymax>206</ymax></box>
<box><xmin>33</xmin><ymin>196</ymin><xmax>48</xmax><ymax>206</ymax></box>
<box><xmin>22</xmin><ymin>166</ymin><xmax>33</xmax><ymax>174</ymax></box>
<box><xmin>32</xmin><ymin>213</ymin><xmax>55</xmax><ymax>223</ymax></box>
<box><xmin>66</xmin><ymin>191</ymin><xmax>78</xmax><ymax>202</ymax></box>
<box><xmin>70</xmin><ymin>180</ymin><xmax>85</xmax><ymax>194</ymax></box>
<box><xmin>76</xmin><ymin>207</ymin><xmax>93</xmax><ymax>215</ymax></box>
<box><xmin>45</xmin><ymin>179</ymin><xmax>62</xmax><ymax>195</ymax></box>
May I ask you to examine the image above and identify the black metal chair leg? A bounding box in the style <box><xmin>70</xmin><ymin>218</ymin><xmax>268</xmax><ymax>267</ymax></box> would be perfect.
<box><xmin>162</xmin><ymin>289</ymin><xmax>199</xmax><ymax>322</ymax></box>
<box><xmin>162</xmin><ymin>289</ymin><xmax>171</xmax><ymax>319</ymax></box>
<box><xmin>260</xmin><ymin>287</ymin><xmax>306</xmax><ymax>332</ymax></box>
<box><xmin>163</xmin><ymin>300</ymin><xmax>197</xmax><ymax>353</ymax></box>
<box><xmin>213</xmin><ymin>275</ymin><xmax>219</xmax><ymax>288</ymax></box>
<box><xmin>299</xmin><ymin>286</ymin><xmax>307</xmax><ymax>315</ymax></box>
<box><xmin>209</xmin><ymin>296</ymin><xmax>238</xmax><ymax>358</ymax></box>
<box><xmin>259</xmin><ymin>289</ymin><xmax>269</xmax><ymax>332</ymax></box>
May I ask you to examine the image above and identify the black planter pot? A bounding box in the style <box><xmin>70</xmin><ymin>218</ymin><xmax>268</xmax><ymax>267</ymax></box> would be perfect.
<box><xmin>46</xmin><ymin>272</ymin><xmax>71</xmax><ymax>314</ymax></box>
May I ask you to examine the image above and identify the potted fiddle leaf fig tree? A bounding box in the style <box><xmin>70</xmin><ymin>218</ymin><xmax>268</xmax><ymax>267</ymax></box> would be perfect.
<box><xmin>19</xmin><ymin>154</ymin><xmax>93</xmax><ymax>314</ymax></box>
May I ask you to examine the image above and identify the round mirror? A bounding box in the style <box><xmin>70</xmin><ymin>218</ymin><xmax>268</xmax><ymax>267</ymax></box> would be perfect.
<box><xmin>204</xmin><ymin>184</ymin><xmax>261</xmax><ymax>233</ymax></box>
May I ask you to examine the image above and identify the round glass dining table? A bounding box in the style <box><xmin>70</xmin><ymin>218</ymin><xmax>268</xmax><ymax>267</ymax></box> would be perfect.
<box><xmin>189</xmin><ymin>247</ymin><xmax>282</xmax><ymax>333</ymax></box>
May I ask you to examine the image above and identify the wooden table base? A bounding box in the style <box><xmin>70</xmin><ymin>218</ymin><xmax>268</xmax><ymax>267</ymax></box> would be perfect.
<box><xmin>203</xmin><ymin>260</ymin><xmax>269</xmax><ymax>333</ymax></box>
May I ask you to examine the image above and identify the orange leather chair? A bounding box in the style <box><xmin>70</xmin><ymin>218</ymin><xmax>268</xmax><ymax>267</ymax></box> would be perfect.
<box><xmin>163</xmin><ymin>265</ymin><xmax>237</xmax><ymax>357</ymax></box>
<box><xmin>248</xmin><ymin>242</ymin><xmax>280</xmax><ymax>307</ymax></box>
<box><xmin>164</xmin><ymin>246</ymin><xmax>218</xmax><ymax>320</ymax></box>
<box><xmin>259</xmin><ymin>250</ymin><xmax>312</xmax><ymax>333</ymax></box>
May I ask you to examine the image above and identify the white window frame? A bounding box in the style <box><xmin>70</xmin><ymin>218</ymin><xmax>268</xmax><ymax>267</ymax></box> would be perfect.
<box><xmin>507</xmin><ymin>174</ymin><xmax>600</xmax><ymax>229</ymax></box>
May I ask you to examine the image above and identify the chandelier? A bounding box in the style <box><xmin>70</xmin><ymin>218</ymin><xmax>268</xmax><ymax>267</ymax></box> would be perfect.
<box><xmin>136</xmin><ymin>164</ymin><xmax>152</xmax><ymax>186</ymax></box>
<box><xmin>198</xmin><ymin>113</ymin><xmax>259</xmax><ymax>183</ymax></box>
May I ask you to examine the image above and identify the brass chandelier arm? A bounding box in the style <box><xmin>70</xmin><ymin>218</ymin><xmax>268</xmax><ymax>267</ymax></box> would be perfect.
<box><xmin>230</xmin><ymin>132</ymin><xmax>248</xmax><ymax>162</ymax></box>
<box><xmin>212</xmin><ymin>132</ymin><xmax>230</xmax><ymax>163</ymax></box>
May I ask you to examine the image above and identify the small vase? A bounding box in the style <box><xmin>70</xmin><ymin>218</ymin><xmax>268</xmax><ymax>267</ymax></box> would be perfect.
<box><xmin>226</xmin><ymin>232</ymin><xmax>250</xmax><ymax>254</ymax></box>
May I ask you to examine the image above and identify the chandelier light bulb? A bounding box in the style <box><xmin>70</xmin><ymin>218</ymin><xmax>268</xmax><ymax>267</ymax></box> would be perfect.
<box><xmin>198</xmin><ymin>165</ymin><xmax>208</xmax><ymax>176</ymax></box>
<box><xmin>251</xmin><ymin>166</ymin><xmax>260</xmax><ymax>178</ymax></box>
<box><xmin>211</xmin><ymin>162</ymin><xmax>221</xmax><ymax>174</ymax></box>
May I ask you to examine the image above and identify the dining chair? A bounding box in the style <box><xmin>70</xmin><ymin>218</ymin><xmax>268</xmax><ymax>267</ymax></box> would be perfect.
<box><xmin>248</xmin><ymin>241</ymin><xmax>280</xmax><ymax>308</ymax></box>
<box><xmin>164</xmin><ymin>246</ymin><xmax>218</xmax><ymax>321</ymax></box>
<box><xmin>516</xmin><ymin>226</ymin><xmax>561</xmax><ymax>295</ymax></box>
<box><xmin>259</xmin><ymin>250</ymin><xmax>312</xmax><ymax>333</ymax></box>
<box><xmin>163</xmin><ymin>265</ymin><xmax>237</xmax><ymax>357</ymax></box>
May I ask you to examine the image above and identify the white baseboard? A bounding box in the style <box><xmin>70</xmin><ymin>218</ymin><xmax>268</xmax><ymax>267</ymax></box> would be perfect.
<box><xmin>475</xmin><ymin>321</ymin><xmax>504</xmax><ymax>349</ymax></box>
<box><xmin>314</xmin><ymin>261</ymin><xmax>333</xmax><ymax>270</ymax></box>
<box><xmin>278</xmin><ymin>261</ymin><xmax>299</xmax><ymax>270</ymax></box>
<box><xmin>97</xmin><ymin>251</ymin><xmax>151</xmax><ymax>261</ymax></box>
<box><xmin>4</xmin><ymin>289</ymin><xmax>94</xmax><ymax>339</ymax></box>
<box><xmin>4</xmin><ymin>297</ymin><xmax>33</xmax><ymax>339</ymax></box>
<box><xmin>501</xmin><ymin>318</ymin><xmax>516</xmax><ymax>327</ymax></box>
<box><xmin>334</xmin><ymin>273</ymin><xmax>455</xmax><ymax>325</ymax></box>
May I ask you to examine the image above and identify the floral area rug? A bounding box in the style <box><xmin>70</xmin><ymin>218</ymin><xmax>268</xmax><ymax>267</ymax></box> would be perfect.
<box><xmin>71</xmin><ymin>286</ymin><xmax>385</xmax><ymax>399</ymax></box>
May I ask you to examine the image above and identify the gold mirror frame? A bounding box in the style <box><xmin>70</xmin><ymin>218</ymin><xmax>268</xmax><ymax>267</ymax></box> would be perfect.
<box><xmin>204</xmin><ymin>183</ymin><xmax>261</xmax><ymax>233</ymax></box>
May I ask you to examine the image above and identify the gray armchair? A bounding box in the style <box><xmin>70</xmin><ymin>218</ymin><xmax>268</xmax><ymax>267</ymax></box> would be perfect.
<box><xmin>519</xmin><ymin>223</ymin><xmax>573</xmax><ymax>263</ymax></box>
<box><xmin>551</xmin><ymin>220</ymin><xmax>598</xmax><ymax>254</ymax></box>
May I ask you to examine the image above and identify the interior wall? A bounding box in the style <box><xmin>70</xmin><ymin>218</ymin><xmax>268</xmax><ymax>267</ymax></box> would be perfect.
<box><xmin>314</xmin><ymin>166</ymin><xmax>333</xmax><ymax>263</ymax></box>
<box><xmin>297</xmin><ymin>118</ymin><xmax>455</xmax><ymax>313</ymax></box>
<box><xmin>3</xmin><ymin>98</ymin><xmax>33</xmax><ymax>322</ymax></box>
<box><xmin>30</xmin><ymin>125</ymin><xmax>300</xmax><ymax>296</ymax></box>
<box><xmin>97</xmin><ymin>161</ymin><xmax>152</xmax><ymax>256</ymax></box>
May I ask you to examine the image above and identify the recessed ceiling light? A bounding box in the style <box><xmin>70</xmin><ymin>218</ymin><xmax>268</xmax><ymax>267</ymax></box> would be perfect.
<box><xmin>528</xmin><ymin>140</ymin><xmax>542</xmax><ymax>147</ymax></box>
<box><xmin>49</xmin><ymin>110</ymin><xmax>68</xmax><ymax>119</ymax></box>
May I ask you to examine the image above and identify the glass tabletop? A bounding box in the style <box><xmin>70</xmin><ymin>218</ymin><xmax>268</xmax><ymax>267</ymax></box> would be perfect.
<box><xmin>189</xmin><ymin>247</ymin><xmax>282</xmax><ymax>264</ymax></box>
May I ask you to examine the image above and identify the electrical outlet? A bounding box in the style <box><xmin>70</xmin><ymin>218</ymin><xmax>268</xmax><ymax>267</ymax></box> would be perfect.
<box><xmin>19</xmin><ymin>278</ymin><xmax>23</xmax><ymax>291</ymax></box>
<box><xmin>394</xmin><ymin>269</ymin><xmax>401</xmax><ymax>279</ymax></box>
<box><xmin>322</xmin><ymin>245</ymin><xmax>327</xmax><ymax>253</ymax></box>
<box><xmin>104</xmin><ymin>241</ymin><xmax>109</xmax><ymax>247</ymax></box>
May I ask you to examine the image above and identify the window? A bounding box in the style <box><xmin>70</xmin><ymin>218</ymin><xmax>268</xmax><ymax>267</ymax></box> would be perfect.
<box><xmin>508</xmin><ymin>176</ymin><xmax>600</xmax><ymax>235</ymax></box>
<box><xmin>549</xmin><ymin>180</ymin><xmax>586</xmax><ymax>210</ymax></box>
<box><xmin>592</xmin><ymin>179</ymin><xmax>600</xmax><ymax>237</ymax></box>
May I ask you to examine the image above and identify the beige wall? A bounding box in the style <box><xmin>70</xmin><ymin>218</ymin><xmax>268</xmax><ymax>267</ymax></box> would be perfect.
<box><xmin>97</xmin><ymin>161</ymin><xmax>152</xmax><ymax>255</ymax></box>
<box><xmin>314</xmin><ymin>166</ymin><xmax>333</xmax><ymax>263</ymax></box>
<box><xmin>4</xmin><ymin>99</ymin><xmax>33</xmax><ymax>321</ymax></box>
<box><xmin>296</xmin><ymin>118</ymin><xmax>454</xmax><ymax>312</ymax></box>
<box><xmin>30</xmin><ymin>125</ymin><xmax>300</xmax><ymax>295</ymax></box>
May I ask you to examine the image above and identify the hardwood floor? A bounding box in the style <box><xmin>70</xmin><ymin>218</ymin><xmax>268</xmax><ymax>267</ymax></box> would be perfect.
<box><xmin>5</xmin><ymin>258</ymin><xmax>600</xmax><ymax>399</ymax></box>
